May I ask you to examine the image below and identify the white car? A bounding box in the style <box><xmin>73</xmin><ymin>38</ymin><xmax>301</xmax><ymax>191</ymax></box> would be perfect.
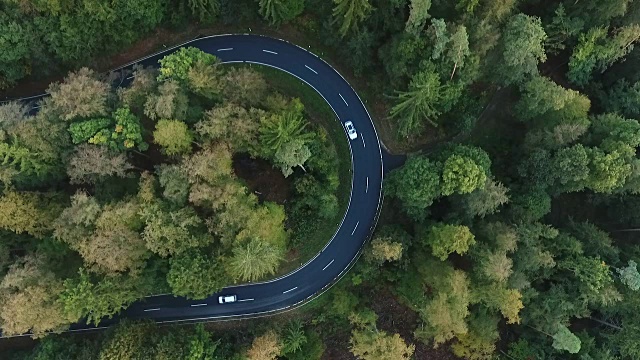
<box><xmin>344</xmin><ymin>120</ymin><xmax>358</xmax><ymax>140</ymax></box>
<box><xmin>218</xmin><ymin>295</ymin><xmax>237</xmax><ymax>304</ymax></box>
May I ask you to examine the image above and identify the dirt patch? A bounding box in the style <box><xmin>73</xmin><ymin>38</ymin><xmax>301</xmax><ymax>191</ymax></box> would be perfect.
<box><xmin>322</xmin><ymin>334</ymin><xmax>355</xmax><ymax>360</ymax></box>
<box><xmin>233</xmin><ymin>153</ymin><xmax>290</xmax><ymax>204</ymax></box>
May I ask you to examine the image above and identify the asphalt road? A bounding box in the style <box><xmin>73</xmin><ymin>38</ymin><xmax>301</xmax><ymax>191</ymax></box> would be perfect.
<box><xmin>5</xmin><ymin>34</ymin><xmax>390</xmax><ymax>333</ymax></box>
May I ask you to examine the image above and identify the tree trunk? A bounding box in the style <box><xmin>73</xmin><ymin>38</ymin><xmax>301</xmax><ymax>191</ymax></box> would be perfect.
<box><xmin>589</xmin><ymin>317</ymin><xmax>623</xmax><ymax>330</ymax></box>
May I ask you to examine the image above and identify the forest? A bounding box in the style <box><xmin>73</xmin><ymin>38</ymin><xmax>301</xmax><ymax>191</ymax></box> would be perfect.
<box><xmin>3</xmin><ymin>0</ymin><xmax>640</xmax><ymax>359</ymax></box>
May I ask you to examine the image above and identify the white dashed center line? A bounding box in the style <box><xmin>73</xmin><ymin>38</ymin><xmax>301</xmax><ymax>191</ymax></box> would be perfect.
<box><xmin>305</xmin><ymin>65</ymin><xmax>318</xmax><ymax>74</ymax></box>
<box><xmin>144</xmin><ymin>308</ymin><xmax>160</xmax><ymax>312</ymax></box>
<box><xmin>262</xmin><ymin>49</ymin><xmax>278</xmax><ymax>55</ymax></box>
<box><xmin>339</xmin><ymin>93</ymin><xmax>349</xmax><ymax>106</ymax></box>
<box><xmin>362</xmin><ymin>136</ymin><xmax>366</xmax><ymax>148</ymax></box>
<box><xmin>283</xmin><ymin>287</ymin><xmax>298</xmax><ymax>294</ymax></box>
<box><xmin>323</xmin><ymin>259</ymin><xmax>335</xmax><ymax>271</ymax></box>
<box><xmin>238</xmin><ymin>298</ymin><xmax>255</xmax><ymax>302</ymax></box>
<box><xmin>190</xmin><ymin>303</ymin><xmax>207</xmax><ymax>307</ymax></box>
<box><xmin>366</xmin><ymin>177</ymin><xmax>369</xmax><ymax>193</ymax></box>
<box><xmin>217</xmin><ymin>48</ymin><xmax>233</xmax><ymax>52</ymax></box>
<box><xmin>352</xmin><ymin>221</ymin><xmax>360</xmax><ymax>235</ymax></box>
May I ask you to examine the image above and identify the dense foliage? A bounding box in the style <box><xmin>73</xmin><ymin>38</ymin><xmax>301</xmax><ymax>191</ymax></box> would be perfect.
<box><xmin>0</xmin><ymin>47</ymin><xmax>343</xmax><ymax>337</ymax></box>
<box><xmin>3</xmin><ymin>0</ymin><xmax>640</xmax><ymax>359</ymax></box>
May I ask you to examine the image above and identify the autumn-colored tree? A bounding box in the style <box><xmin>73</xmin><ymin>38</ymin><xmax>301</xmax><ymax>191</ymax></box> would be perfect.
<box><xmin>247</xmin><ymin>330</ymin><xmax>282</xmax><ymax>360</ymax></box>
<box><xmin>67</xmin><ymin>144</ymin><xmax>132</xmax><ymax>184</ymax></box>
<box><xmin>195</xmin><ymin>103</ymin><xmax>260</xmax><ymax>150</ymax></box>
<box><xmin>78</xmin><ymin>201</ymin><xmax>148</xmax><ymax>274</ymax></box>
<box><xmin>366</xmin><ymin>237</ymin><xmax>404</xmax><ymax>264</ymax></box>
<box><xmin>417</xmin><ymin>268</ymin><xmax>471</xmax><ymax>346</ymax></box>
<box><xmin>141</xmin><ymin>204</ymin><xmax>210</xmax><ymax>257</ymax></box>
<box><xmin>153</xmin><ymin>119</ymin><xmax>193</xmax><ymax>156</ymax></box>
<box><xmin>118</xmin><ymin>66</ymin><xmax>157</xmax><ymax>110</ymax></box>
<box><xmin>422</xmin><ymin>223</ymin><xmax>476</xmax><ymax>260</ymax></box>
<box><xmin>350</xmin><ymin>330</ymin><xmax>415</xmax><ymax>360</ymax></box>
<box><xmin>182</xmin><ymin>143</ymin><xmax>234</xmax><ymax>185</ymax></box>
<box><xmin>451</xmin><ymin>311</ymin><xmax>499</xmax><ymax>360</ymax></box>
<box><xmin>47</xmin><ymin>67</ymin><xmax>109</xmax><ymax>121</ymax></box>
<box><xmin>0</xmin><ymin>255</ymin><xmax>75</xmax><ymax>336</ymax></box>
<box><xmin>222</xmin><ymin>68</ymin><xmax>268</xmax><ymax>107</ymax></box>
<box><xmin>0</xmin><ymin>191</ymin><xmax>60</xmax><ymax>238</ymax></box>
<box><xmin>144</xmin><ymin>80</ymin><xmax>189</xmax><ymax>121</ymax></box>
<box><xmin>188</xmin><ymin>58</ymin><xmax>225</xmax><ymax>99</ymax></box>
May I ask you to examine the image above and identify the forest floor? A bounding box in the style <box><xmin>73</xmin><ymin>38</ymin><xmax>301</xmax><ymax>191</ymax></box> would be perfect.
<box><xmin>233</xmin><ymin>154</ymin><xmax>290</xmax><ymax>204</ymax></box>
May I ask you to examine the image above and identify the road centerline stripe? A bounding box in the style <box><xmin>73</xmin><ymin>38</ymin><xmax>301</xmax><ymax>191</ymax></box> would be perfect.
<box><xmin>305</xmin><ymin>65</ymin><xmax>318</xmax><ymax>74</ymax></box>
<box><xmin>323</xmin><ymin>259</ymin><xmax>335</xmax><ymax>271</ymax></box>
<box><xmin>262</xmin><ymin>49</ymin><xmax>278</xmax><ymax>55</ymax></box>
<box><xmin>190</xmin><ymin>303</ymin><xmax>207</xmax><ymax>307</ymax></box>
<box><xmin>352</xmin><ymin>221</ymin><xmax>360</xmax><ymax>235</ymax></box>
<box><xmin>362</xmin><ymin>136</ymin><xmax>366</xmax><ymax>148</ymax></box>
<box><xmin>339</xmin><ymin>93</ymin><xmax>349</xmax><ymax>106</ymax></box>
<box><xmin>217</xmin><ymin>48</ymin><xmax>233</xmax><ymax>51</ymax></box>
<box><xmin>144</xmin><ymin>308</ymin><xmax>160</xmax><ymax>312</ymax></box>
<box><xmin>283</xmin><ymin>287</ymin><xmax>298</xmax><ymax>294</ymax></box>
<box><xmin>366</xmin><ymin>177</ymin><xmax>369</xmax><ymax>193</ymax></box>
<box><xmin>238</xmin><ymin>298</ymin><xmax>254</xmax><ymax>302</ymax></box>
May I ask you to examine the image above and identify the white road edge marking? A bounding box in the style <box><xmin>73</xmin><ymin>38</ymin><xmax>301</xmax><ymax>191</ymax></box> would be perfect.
<box><xmin>339</xmin><ymin>93</ymin><xmax>349</xmax><ymax>106</ymax></box>
<box><xmin>362</xmin><ymin>136</ymin><xmax>366</xmax><ymax>148</ymax></box>
<box><xmin>217</xmin><ymin>48</ymin><xmax>233</xmax><ymax>51</ymax></box>
<box><xmin>191</xmin><ymin>303</ymin><xmax>207</xmax><ymax>307</ymax></box>
<box><xmin>238</xmin><ymin>298</ymin><xmax>255</xmax><ymax>302</ymax></box>
<box><xmin>366</xmin><ymin>177</ymin><xmax>369</xmax><ymax>193</ymax></box>
<box><xmin>144</xmin><ymin>308</ymin><xmax>161</xmax><ymax>312</ymax></box>
<box><xmin>305</xmin><ymin>65</ymin><xmax>318</xmax><ymax>74</ymax></box>
<box><xmin>262</xmin><ymin>49</ymin><xmax>278</xmax><ymax>55</ymax></box>
<box><xmin>323</xmin><ymin>259</ymin><xmax>335</xmax><ymax>271</ymax></box>
<box><xmin>283</xmin><ymin>287</ymin><xmax>298</xmax><ymax>294</ymax></box>
<box><xmin>351</xmin><ymin>221</ymin><xmax>360</xmax><ymax>235</ymax></box>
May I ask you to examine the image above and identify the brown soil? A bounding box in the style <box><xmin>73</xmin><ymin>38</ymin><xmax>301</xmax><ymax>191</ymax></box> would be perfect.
<box><xmin>322</xmin><ymin>333</ymin><xmax>355</xmax><ymax>360</ymax></box>
<box><xmin>232</xmin><ymin>153</ymin><xmax>290</xmax><ymax>204</ymax></box>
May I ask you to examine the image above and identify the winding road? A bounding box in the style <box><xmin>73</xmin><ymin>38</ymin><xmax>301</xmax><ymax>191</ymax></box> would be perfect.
<box><xmin>5</xmin><ymin>34</ymin><xmax>402</xmax><ymax>334</ymax></box>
